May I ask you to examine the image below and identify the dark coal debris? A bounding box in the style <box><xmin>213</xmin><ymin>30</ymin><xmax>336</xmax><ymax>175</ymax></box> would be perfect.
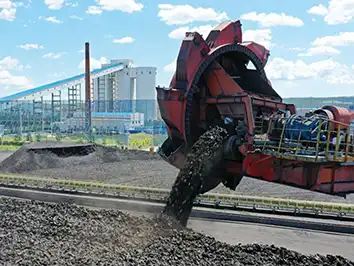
<box><xmin>0</xmin><ymin>198</ymin><xmax>353</xmax><ymax>266</ymax></box>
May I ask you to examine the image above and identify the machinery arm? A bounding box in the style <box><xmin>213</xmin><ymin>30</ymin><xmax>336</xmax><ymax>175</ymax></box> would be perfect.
<box><xmin>157</xmin><ymin>20</ymin><xmax>354</xmax><ymax>198</ymax></box>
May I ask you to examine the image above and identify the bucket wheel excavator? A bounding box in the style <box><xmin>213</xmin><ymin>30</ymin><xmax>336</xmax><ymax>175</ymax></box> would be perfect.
<box><xmin>156</xmin><ymin>20</ymin><xmax>354</xmax><ymax>226</ymax></box>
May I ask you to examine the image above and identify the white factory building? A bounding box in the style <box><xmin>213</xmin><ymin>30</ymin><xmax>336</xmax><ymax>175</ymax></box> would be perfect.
<box><xmin>92</xmin><ymin>59</ymin><xmax>157</xmax><ymax>122</ymax></box>
<box><xmin>52</xmin><ymin>111</ymin><xmax>144</xmax><ymax>133</ymax></box>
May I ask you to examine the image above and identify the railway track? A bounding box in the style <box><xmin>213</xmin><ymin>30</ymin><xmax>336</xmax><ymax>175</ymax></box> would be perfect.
<box><xmin>0</xmin><ymin>173</ymin><xmax>354</xmax><ymax>235</ymax></box>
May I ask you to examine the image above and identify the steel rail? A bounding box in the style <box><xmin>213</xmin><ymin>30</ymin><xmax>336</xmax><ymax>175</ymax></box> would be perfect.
<box><xmin>0</xmin><ymin>173</ymin><xmax>353</xmax><ymax>220</ymax></box>
<box><xmin>1</xmin><ymin>186</ymin><xmax>354</xmax><ymax>235</ymax></box>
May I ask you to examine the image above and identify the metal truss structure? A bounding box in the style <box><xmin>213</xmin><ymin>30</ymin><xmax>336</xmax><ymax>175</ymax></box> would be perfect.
<box><xmin>0</xmin><ymin>63</ymin><xmax>125</xmax><ymax>134</ymax></box>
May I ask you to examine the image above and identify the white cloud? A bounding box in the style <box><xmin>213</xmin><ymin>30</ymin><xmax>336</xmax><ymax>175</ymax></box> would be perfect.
<box><xmin>95</xmin><ymin>0</ymin><xmax>143</xmax><ymax>13</ymax></box>
<box><xmin>13</xmin><ymin>2</ymin><xmax>23</xmax><ymax>7</ymax></box>
<box><xmin>158</xmin><ymin>4</ymin><xmax>228</xmax><ymax>25</ymax></box>
<box><xmin>0</xmin><ymin>70</ymin><xmax>32</xmax><ymax>88</ymax></box>
<box><xmin>15</xmin><ymin>0</ymin><xmax>31</xmax><ymax>8</ymax></box>
<box><xmin>78</xmin><ymin>56</ymin><xmax>109</xmax><ymax>70</ymax></box>
<box><xmin>164</xmin><ymin>60</ymin><xmax>176</xmax><ymax>72</ymax></box>
<box><xmin>325</xmin><ymin>0</ymin><xmax>354</xmax><ymax>24</ymax></box>
<box><xmin>302</xmin><ymin>32</ymin><xmax>354</xmax><ymax>57</ymax></box>
<box><xmin>298</xmin><ymin>46</ymin><xmax>341</xmax><ymax>56</ymax></box>
<box><xmin>0</xmin><ymin>0</ymin><xmax>16</xmax><ymax>21</ymax></box>
<box><xmin>0</xmin><ymin>56</ymin><xmax>24</xmax><ymax>70</ymax></box>
<box><xmin>307</xmin><ymin>0</ymin><xmax>354</xmax><ymax>25</ymax></box>
<box><xmin>327</xmin><ymin>65</ymin><xmax>354</xmax><ymax>84</ymax></box>
<box><xmin>78</xmin><ymin>48</ymin><xmax>84</xmax><ymax>53</ymax></box>
<box><xmin>86</xmin><ymin>6</ymin><xmax>103</xmax><ymax>15</ymax></box>
<box><xmin>44</xmin><ymin>0</ymin><xmax>65</xmax><ymax>10</ymax></box>
<box><xmin>0</xmin><ymin>8</ymin><xmax>16</xmax><ymax>21</ymax></box>
<box><xmin>70</xmin><ymin>15</ymin><xmax>83</xmax><ymax>20</ymax></box>
<box><xmin>40</xmin><ymin>16</ymin><xmax>62</xmax><ymax>23</ymax></box>
<box><xmin>164</xmin><ymin>56</ymin><xmax>354</xmax><ymax>85</ymax></box>
<box><xmin>18</xmin><ymin>43</ymin><xmax>44</xmax><ymax>50</ymax></box>
<box><xmin>0</xmin><ymin>56</ymin><xmax>32</xmax><ymax>90</ymax></box>
<box><xmin>168</xmin><ymin>25</ymin><xmax>214</xmax><ymax>39</ymax></box>
<box><xmin>0</xmin><ymin>0</ymin><xmax>13</xmax><ymax>8</ymax></box>
<box><xmin>266</xmin><ymin>58</ymin><xmax>337</xmax><ymax>80</ymax></box>
<box><xmin>42</xmin><ymin>52</ymin><xmax>66</xmax><ymax>59</ymax></box>
<box><xmin>307</xmin><ymin>4</ymin><xmax>328</xmax><ymax>16</ymax></box>
<box><xmin>240</xmin><ymin>12</ymin><xmax>304</xmax><ymax>27</ymax></box>
<box><xmin>265</xmin><ymin>57</ymin><xmax>354</xmax><ymax>84</ymax></box>
<box><xmin>312</xmin><ymin>32</ymin><xmax>354</xmax><ymax>47</ymax></box>
<box><xmin>243</xmin><ymin>29</ymin><xmax>272</xmax><ymax>48</ymax></box>
<box><xmin>86</xmin><ymin>5</ymin><xmax>102</xmax><ymax>15</ymax></box>
<box><xmin>289</xmin><ymin>47</ymin><xmax>306</xmax><ymax>52</ymax></box>
<box><xmin>113</xmin><ymin>36</ymin><xmax>135</xmax><ymax>44</ymax></box>
<box><xmin>65</xmin><ymin>1</ymin><xmax>78</xmax><ymax>7</ymax></box>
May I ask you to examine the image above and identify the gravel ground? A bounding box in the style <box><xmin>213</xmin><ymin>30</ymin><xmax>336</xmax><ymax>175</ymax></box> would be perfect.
<box><xmin>1</xmin><ymin>197</ymin><xmax>353</xmax><ymax>266</ymax></box>
<box><xmin>0</xmin><ymin>144</ymin><xmax>353</xmax><ymax>203</ymax></box>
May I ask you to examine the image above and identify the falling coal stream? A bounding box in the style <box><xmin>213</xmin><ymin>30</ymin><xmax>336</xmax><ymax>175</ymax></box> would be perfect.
<box><xmin>163</xmin><ymin>126</ymin><xmax>229</xmax><ymax>226</ymax></box>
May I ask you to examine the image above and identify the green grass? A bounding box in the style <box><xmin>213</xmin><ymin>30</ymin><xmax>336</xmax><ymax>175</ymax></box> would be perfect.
<box><xmin>0</xmin><ymin>145</ymin><xmax>20</xmax><ymax>151</ymax></box>
<box><xmin>0</xmin><ymin>132</ymin><xmax>167</xmax><ymax>151</ymax></box>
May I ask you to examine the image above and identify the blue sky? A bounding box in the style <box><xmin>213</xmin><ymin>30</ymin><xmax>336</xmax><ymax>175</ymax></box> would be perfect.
<box><xmin>1</xmin><ymin>0</ymin><xmax>354</xmax><ymax>99</ymax></box>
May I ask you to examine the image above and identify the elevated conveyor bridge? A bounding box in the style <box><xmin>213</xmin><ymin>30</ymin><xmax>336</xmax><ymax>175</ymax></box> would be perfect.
<box><xmin>0</xmin><ymin>63</ymin><xmax>124</xmax><ymax>102</ymax></box>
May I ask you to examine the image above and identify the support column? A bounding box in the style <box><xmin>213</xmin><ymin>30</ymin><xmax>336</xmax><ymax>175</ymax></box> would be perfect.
<box><xmin>85</xmin><ymin>42</ymin><xmax>92</xmax><ymax>133</ymax></box>
<box><xmin>68</xmin><ymin>86</ymin><xmax>79</xmax><ymax>118</ymax></box>
<box><xmin>107</xmin><ymin>73</ymin><xmax>114</xmax><ymax>112</ymax></box>
<box><xmin>33</xmin><ymin>97</ymin><xmax>43</xmax><ymax>132</ymax></box>
<box><xmin>130</xmin><ymin>77</ymin><xmax>136</xmax><ymax>113</ymax></box>
<box><xmin>113</xmin><ymin>71</ymin><xmax>119</xmax><ymax>112</ymax></box>
<box><xmin>51</xmin><ymin>91</ymin><xmax>61</xmax><ymax>123</ymax></box>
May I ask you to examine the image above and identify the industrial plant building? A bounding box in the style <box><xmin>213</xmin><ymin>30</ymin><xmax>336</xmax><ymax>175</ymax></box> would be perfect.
<box><xmin>92</xmin><ymin>59</ymin><xmax>157</xmax><ymax>122</ymax></box>
<box><xmin>52</xmin><ymin>112</ymin><xmax>145</xmax><ymax>133</ymax></box>
<box><xmin>0</xmin><ymin>59</ymin><xmax>159</xmax><ymax>134</ymax></box>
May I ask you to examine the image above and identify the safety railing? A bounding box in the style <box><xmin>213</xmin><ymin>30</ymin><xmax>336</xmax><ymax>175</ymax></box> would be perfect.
<box><xmin>0</xmin><ymin>173</ymin><xmax>353</xmax><ymax>217</ymax></box>
<box><xmin>254</xmin><ymin>115</ymin><xmax>354</xmax><ymax>163</ymax></box>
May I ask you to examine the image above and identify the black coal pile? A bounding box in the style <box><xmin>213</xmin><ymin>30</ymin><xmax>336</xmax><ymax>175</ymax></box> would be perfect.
<box><xmin>164</xmin><ymin>126</ymin><xmax>228</xmax><ymax>226</ymax></box>
<box><xmin>0</xmin><ymin>142</ymin><xmax>160</xmax><ymax>173</ymax></box>
<box><xmin>0</xmin><ymin>198</ymin><xmax>352</xmax><ymax>266</ymax></box>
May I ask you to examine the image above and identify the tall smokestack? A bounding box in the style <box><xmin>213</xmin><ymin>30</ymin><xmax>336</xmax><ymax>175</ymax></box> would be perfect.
<box><xmin>85</xmin><ymin>42</ymin><xmax>92</xmax><ymax>132</ymax></box>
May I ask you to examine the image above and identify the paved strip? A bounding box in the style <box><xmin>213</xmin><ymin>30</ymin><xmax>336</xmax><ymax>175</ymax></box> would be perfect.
<box><xmin>188</xmin><ymin>219</ymin><xmax>354</xmax><ymax>261</ymax></box>
<box><xmin>1</xmin><ymin>186</ymin><xmax>353</xmax><ymax>235</ymax></box>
